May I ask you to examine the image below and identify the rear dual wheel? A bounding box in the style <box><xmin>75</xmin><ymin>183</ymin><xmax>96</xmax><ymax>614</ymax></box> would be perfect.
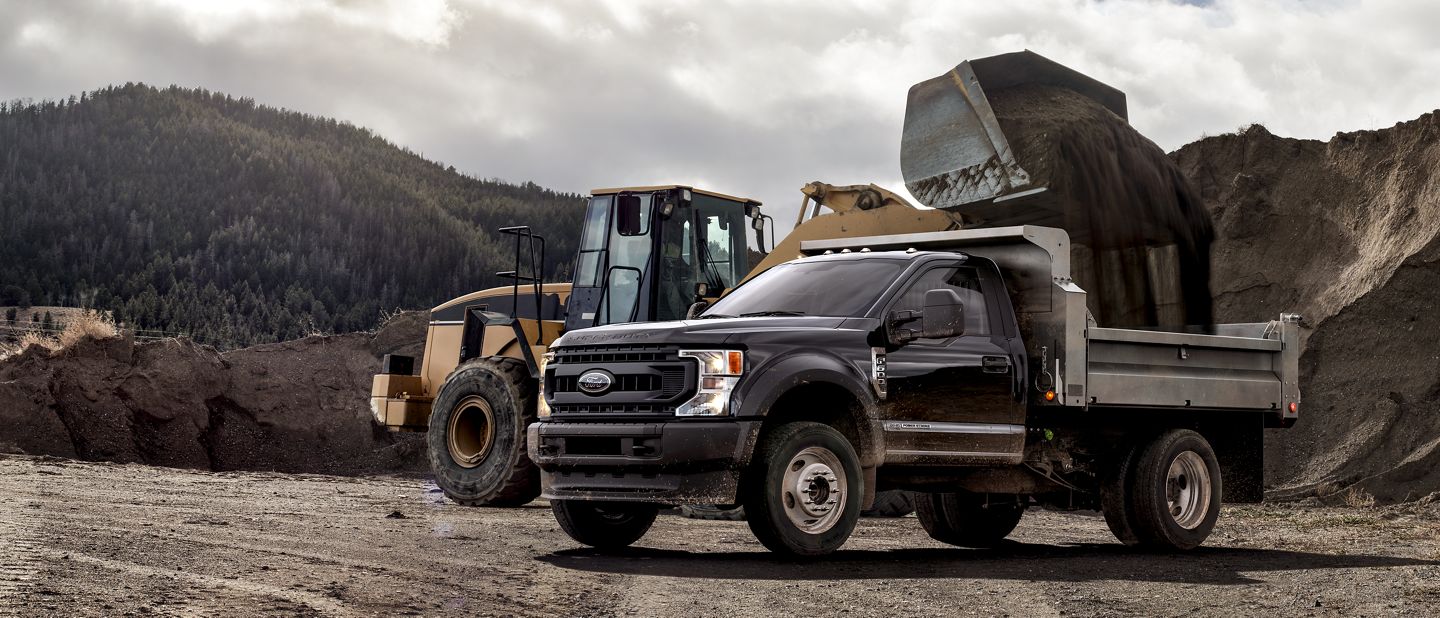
<box><xmin>1101</xmin><ymin>429</ymin><xmax>1221</xmax><ymax>550</ymax></box>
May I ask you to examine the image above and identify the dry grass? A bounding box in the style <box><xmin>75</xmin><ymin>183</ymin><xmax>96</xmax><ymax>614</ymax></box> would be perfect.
<box><xmin>1343</xmin><ymin>486</ymin><xmax>1378</xmax><ymax>509</ymax></box>
<box><xmin>56</xmin><ymin>310</ymin><xmax>118</xmax><ymax>348</ymax></box>
<box><xmin>1</xmin><ymin>310</ymin><xmax>119</xmax><ymax>360</ymax></box>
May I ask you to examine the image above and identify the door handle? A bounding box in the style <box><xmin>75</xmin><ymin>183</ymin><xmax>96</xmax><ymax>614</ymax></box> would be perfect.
<box><xmin>982</xmin><ymin>356</ymin><xmax>1010</xmax><ymax>374</ymax></box>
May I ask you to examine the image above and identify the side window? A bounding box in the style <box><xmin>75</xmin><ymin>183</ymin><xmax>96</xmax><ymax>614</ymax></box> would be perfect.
<box><xmin>893</xmin><ymin>266</ymin><xmax>990</xmax><ymax>336</ymax></box>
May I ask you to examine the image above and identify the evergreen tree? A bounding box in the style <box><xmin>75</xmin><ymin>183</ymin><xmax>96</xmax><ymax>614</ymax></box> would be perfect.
<box><xmin>0</xmin><ymin>84</ymin><xmax>586</xmax><ymax>348</ymax></box>
<box><xmin>4</xmin><ymin>307</ymin><xmax>15</xmax><ymax>324</ymax></box>
<box><xmin>42</xmin><ymin>311</ymin><xmax>53</xmax><ymax>330</ymax></box>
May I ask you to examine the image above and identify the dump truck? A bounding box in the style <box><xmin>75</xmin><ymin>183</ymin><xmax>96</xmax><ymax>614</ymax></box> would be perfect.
<box><xmin>373</xmin><ymin>49</ymin><xmax>1219</xmax><ymax>515</ymax></box>
<box><xmin>529</xmin><ymin>225</ymin><xmax>1302</xmax><ymax>556</ymax></box>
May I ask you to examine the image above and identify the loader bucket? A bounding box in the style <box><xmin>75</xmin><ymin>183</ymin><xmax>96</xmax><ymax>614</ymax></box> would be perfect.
<box><xmin>900</xmin><ymin>49</ymin><xmax>1216</xmax><ymax>330</ymax></box>
<box><xmin>900</xmin><ymin>50</ymin><xmax>1127</xmax><ymax>224</ymax></box>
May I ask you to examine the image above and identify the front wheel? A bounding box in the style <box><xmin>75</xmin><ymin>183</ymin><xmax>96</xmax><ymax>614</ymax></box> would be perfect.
<box><xmin>741</xmin><ymin>422</ymin><xmax>863</xmax><ymax>557</ymax></box>
<box><xmin>914</xmin><ymin>492</ymin><xmax>1024</xmax><ymax>548</ymax></box>
<box><xmin>1128</xmin><ymin>429</ymin><xmax>1222</xmax><ymax>550</ymax></box>
<box><xmin>552</xmin><ymin>501</ymin><xmax>659</xmax><ymax>550</ymax></box>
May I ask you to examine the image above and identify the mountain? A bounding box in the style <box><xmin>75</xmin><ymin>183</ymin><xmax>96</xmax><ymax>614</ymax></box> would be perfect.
<box><xmin>0</xmin><ymin>84</ymin><xmax>584</xmax><ymax>348</ymax></box>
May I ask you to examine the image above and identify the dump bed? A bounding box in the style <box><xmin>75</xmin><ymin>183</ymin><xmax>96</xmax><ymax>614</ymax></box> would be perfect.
<box><xmin>1083</xmin><ymin>319</ymin><xmax>1301</xmax><ymax>416</ymax></box>
<box><xmin>799</xmin><ymin>226</ymin><xmax>1302</xmax><ymax>421</ymax></box>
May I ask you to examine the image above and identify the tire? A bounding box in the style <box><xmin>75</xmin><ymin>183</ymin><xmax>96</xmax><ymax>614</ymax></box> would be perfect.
<box><xmin>741</xmin><ymin>422</ymin><xmax>863</xmax><ymax>557</ymax></box>
<box><xmin>863</xmin><ymin>490</ymin><xmax>916</xmax><ymax>518</ymax></box>
<box><xmin>1128</xmin><ymin>429</ymin><xmax>1222</xmax><ymax>551</ymax></box>
<box><xmin>1100</xmin><ymin>441</ymin><xmax>1141</xmax><ymax>546</ymax></box>
<box><xmin>426</xmin><ymin>358</ymin><xmax>539</xmax><ymax>507</ymax></box>
<box><xmin>552</xmin><ymin>500</ymin><xmax>659</xmax><ymax>549</ymax></box>
<box><xmin>914</xmin><ymin>492</ymin><xmax>1024</xmax><ymax>548</ymax></box>
<box><xmin>678</xmin><ymin>505</ymin><xmax>747</xmax><ymax>521</ymax></box>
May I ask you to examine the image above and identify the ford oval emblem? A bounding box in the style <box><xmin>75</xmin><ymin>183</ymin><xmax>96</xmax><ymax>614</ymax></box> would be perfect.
<box><xmin>577</xmin><ymin>370</ymin><xmax>614</xmax><ymax>395</ymax></box>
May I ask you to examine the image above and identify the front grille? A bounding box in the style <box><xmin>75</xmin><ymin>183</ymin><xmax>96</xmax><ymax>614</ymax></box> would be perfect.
<box><xmin>553</xmin><ymin>345</ymin><xmax>677</xmax><ymax>365</ymax></box>
<box><xmin>547</xmin><ymin>344</ymin><xmax>692</xmax><ymax>418</ymax></box>
<box><xmin>550</xmin><ymin>403</ymin><xmax>673</xmax><ymax>415</ymax></box>
<box><xmin>554</xmin><ymin>373</ymin><xmax>663</xmax><ymax>394</ymax></box>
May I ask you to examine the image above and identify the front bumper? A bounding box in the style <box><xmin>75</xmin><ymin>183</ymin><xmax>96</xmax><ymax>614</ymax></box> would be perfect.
<box><xmin>527</xmin><ymin>420</ymin><xmax>761</xmax><ymax>505</ymax></box>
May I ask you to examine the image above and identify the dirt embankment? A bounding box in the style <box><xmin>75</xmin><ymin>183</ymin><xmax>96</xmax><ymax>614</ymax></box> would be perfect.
<box><xmin>1173</xmin><ymin>112</ymin><xmax>1440</xmax><ymax>502</ymax></box>
<box><xmin>0</xmin><ymin>311</ymin><xmax>429</xmax><ymax>475</ymax></box>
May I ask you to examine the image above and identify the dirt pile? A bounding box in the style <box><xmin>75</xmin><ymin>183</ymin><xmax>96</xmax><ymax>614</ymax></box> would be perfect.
<box><xmin>1173</xmin><ymin>113</ymin><xmax>1440</xmax><ymax>502</ymax></box>
<box><xmin>0</xmin><ymin>311</ymin><xmax>430</xmax><ymax>475</ymax></box>
<box><xmin>988</xmin><ymin>84</ymin><xmax>1215</xmax><ymax>328</ymax></box>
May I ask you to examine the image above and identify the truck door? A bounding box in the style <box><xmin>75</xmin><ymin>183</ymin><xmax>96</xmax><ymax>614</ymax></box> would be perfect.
<box><xmin>879</xmin><ymin>262</ymin><xmax>1025</xmax><ymax>464</ymax></box>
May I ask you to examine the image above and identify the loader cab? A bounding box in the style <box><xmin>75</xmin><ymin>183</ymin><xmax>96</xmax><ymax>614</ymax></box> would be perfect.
<box><xmin>566</xmin><ymin>186</ymin><xmax>763</xmax><ymax>330</ymax></box>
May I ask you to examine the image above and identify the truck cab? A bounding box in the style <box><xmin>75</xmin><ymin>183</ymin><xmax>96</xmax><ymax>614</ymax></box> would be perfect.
<box><xmin>528</xmin><ymin>226</ymin><xmax>1302</xmax><ymax>557</ymax></box>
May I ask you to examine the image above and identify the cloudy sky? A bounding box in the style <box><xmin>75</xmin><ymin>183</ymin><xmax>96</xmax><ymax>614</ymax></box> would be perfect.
<box><xmin>3</xmin><ymin>0</ymin><xmax>1437</xmax><ymax>225</ymax></box>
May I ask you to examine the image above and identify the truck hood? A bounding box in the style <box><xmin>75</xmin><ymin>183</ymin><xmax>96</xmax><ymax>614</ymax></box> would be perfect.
<box><xmin>554</xmin><ymin>316</ymin><xmax>849</xmax><ymax>348</ymax></box>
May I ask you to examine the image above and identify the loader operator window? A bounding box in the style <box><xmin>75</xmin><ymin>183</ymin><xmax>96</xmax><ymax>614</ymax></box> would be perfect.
<box><xmin>703</xmin><ymin>258</ymin><xmax>908</xmax><ymax>318</ymax></box>
<box><xmin>893</xmin><ymin>266</ymin><xmax>990</xmax><ymax>336</ymax></box>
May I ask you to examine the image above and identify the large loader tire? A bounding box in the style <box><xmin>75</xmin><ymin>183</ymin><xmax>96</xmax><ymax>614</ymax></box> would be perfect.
<box><xmin>914</xmin><ymin>491</ymin><xmax>1023</xmax><ymax>548</ymax></box>
<box><xmin>426</xmin><ymin>357</ymin><xmax>539</xmax><ymax>507</ymax></box>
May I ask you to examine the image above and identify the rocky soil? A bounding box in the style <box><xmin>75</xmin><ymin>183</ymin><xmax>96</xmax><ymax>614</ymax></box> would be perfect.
<box><xmin>2</xmin><ymin>455</ymin><xmax>1437</xmax><ymax>617</ymax></box>
<box><xmin>1173</xmin><ymin>112</ymin><xmax>1440</xmax><ymax>502</ymax></box>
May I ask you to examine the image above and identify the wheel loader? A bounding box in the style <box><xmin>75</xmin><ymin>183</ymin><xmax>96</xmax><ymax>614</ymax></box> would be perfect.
<box><xmin>371</xmin><ymin>50</ymin><xmax>1212</xmax><ymax>509</ymax></box>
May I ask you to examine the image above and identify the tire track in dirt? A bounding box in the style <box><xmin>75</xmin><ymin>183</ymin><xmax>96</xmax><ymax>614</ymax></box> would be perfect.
<box><xmin>52</xmin><ymin>549</ymin><xmax>356</xmax><ymax>616</ymax></box>
<box><xmin>0</xmin><ymin>463</ymin><xmax>42</xmax><ymax>617</ymax></box>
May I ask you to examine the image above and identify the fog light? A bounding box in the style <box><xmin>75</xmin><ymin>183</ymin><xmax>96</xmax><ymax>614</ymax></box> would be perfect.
<box><xmin>537</xmin><ymin>351</ymin><xmax>554</xmax><ymax>418</ymax></box>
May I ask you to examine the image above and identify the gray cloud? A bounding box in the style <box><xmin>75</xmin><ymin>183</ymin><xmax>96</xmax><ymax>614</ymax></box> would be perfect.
<box><xmin>3</xmin><ymin>0</ymin><xmax>1437</xmax><ymax>230</ymax></box>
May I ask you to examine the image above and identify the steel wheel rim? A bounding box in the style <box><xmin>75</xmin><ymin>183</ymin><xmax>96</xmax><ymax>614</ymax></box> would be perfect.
<box><xmin>1166</xmin><ymin>450</ymin><xmax>1211</xmax><ymax>529</ymax></box>
<box><xmin>447</xmin><ymin>395</ymin><xmax>495</xmax><ymax>469</ymax></box>
<box><xmin>781</xmin><ymin>446</ymin><xmax>846</xmax><ymax>534</ymax></box>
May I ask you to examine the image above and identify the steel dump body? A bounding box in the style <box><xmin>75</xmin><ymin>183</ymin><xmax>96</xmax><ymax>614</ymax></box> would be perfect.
<box><xmin>799</xmin><ymin>226</ymin><xmax>1301</xmax><ymax>420</ymax></box>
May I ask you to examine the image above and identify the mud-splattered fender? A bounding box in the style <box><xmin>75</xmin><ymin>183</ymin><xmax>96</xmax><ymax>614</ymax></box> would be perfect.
<box><xmin>730</xmin><ymin>351</ymin><xmax>884</xmax><ymax>468</ymax></box>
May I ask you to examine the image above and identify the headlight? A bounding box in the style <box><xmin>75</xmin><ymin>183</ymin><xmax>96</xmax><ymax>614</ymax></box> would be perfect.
<box><xmin>536</xmin><ymin>351</ymin><xmax>554</xmax><ymax>419</ymax></box>
<box><xmin>676</xmin><ymin>350</ymin><xmax>743</xmax><ymax>417</ymax></box>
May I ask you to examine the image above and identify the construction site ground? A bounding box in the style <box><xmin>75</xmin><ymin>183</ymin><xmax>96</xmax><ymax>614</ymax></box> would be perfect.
<box><xmin>3</xmin><ymin>454</ymin><xmax>1438</xmax><ymax>617</ymax></box>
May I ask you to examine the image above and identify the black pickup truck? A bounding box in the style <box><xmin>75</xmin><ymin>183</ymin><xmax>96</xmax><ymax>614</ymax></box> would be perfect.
<box><xmin>528</xmin><ymin>226</ymin><xmax>1301</xmax><ymax>557</ymax></box>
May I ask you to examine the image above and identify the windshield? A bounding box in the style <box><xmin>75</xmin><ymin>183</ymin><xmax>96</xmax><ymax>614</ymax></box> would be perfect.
<box><xmin>703</xmin><ymin>258</ymin><xmax>907</xmax><ymax>318</ymax></box>
<box><xmin>656</xmin><ymin>194</ymin><xmax>750</xmax><ymax>321</ymax></box>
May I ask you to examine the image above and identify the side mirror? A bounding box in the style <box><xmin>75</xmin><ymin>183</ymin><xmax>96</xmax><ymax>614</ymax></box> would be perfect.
<box><xmin>686</xmin><ymin>301</ymin><xmax>709</xmax><ymax>320</ymax></box>
<box><xmin>888</xmin><ymin>289</ymin><xmax>965</xmax><ymax>345</ymax></box>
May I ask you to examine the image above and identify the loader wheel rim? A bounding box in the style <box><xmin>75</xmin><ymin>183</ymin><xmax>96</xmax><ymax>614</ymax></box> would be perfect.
<box><xmin>447</xmin><ymin>395</ymin><xmax>496</xmax><ymax>469</ymax></box>
<box><xmin>781</xmin><ymin>446</ymin><xmax>846</xmax><ymax>534</ymax></box>
<box><xmin>1166</xmin><ymin>450</ymin><xmax>1211</xmax><ymax>529</ymax></box>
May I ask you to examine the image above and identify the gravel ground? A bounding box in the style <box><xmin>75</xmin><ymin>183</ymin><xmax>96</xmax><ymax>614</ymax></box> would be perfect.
<box><xmin>2</xmin><ymin>454</ymin><xmax>1438</xmax><ymax>617</ymax></box>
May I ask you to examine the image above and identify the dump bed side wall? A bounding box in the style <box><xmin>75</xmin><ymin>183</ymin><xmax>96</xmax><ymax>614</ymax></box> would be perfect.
<box><xmin>1084</xmin><ymin>327</ymin><xmax>1286</xmax><ymax>411</ymax></box>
